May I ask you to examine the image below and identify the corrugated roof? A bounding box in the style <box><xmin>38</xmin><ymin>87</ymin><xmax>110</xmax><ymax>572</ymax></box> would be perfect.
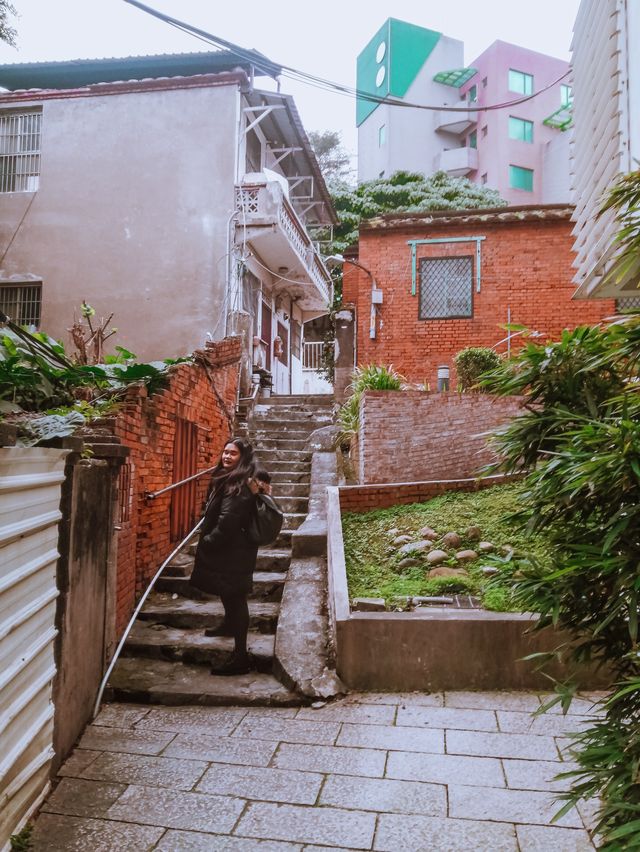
<box><xmin>0</xmin><ymin>50</ymin><xmax>280</xmax><ymax>91</ymax></box>
<box><xmin>361</xmin><ymin>204</ymin><xmax>574</xmax><ymax>231</ymax></box>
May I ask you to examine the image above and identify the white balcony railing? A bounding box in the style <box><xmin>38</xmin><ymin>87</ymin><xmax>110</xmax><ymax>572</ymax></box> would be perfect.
<box><xmin>303</xmin><ymin>340</ymin><xmax>331</xmax><ymax>371</ymax></box>
<box><xmin>434</xmin><ymin>146</ymin><xmax>479</xmax><ymax>176</ymax></box>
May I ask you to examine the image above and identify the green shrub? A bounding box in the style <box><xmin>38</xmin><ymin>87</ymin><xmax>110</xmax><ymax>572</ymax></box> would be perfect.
<box><xmin>454</xmin><ymin>346</ymin><xmax>501</xmax><ymax>390</ymax></box>
<box><xmin>338</xmin><ymin>364</ymin><xmax>404</xmax><ymax>442</ymax></box>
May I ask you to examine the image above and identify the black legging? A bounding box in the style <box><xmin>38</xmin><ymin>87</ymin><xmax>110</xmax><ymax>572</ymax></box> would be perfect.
<box><xmin>220</xmin><ymin>591</ymin><xmax>249</xmax><ymax>655</ymax></box>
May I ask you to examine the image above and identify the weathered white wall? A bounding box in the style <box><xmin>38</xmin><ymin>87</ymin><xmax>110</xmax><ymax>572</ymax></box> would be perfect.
<box><xmin>0</xmin><ymin>447</ymin><xmax>67</xmax><ymax>849</ymax></box>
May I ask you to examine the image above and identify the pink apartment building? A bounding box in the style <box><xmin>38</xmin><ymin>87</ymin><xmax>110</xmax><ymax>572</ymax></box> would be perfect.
<box><xmin>357</xmin><ymin>21</ymin><xmax>572</xmax><ymax>204</ymax></box>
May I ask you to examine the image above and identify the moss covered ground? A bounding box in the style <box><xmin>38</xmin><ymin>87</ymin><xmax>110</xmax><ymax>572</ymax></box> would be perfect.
<box><xmin>341</xmin><ymin>481</ymin><xmax>552</xmax><ymax>611</ymax></box>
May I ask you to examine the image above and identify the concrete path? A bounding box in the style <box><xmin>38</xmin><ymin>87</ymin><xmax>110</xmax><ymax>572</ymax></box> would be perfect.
<box><xmin>32</xmin><ymin>691</ymin><xmax>602</xmax><ymax>851</ymax></box>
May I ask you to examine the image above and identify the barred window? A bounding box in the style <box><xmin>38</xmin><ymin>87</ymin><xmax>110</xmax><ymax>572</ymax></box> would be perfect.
<box><xmin>616</xmin><ymin>296</ymin><xmax>640</xmax><ymax>313</ymax></box>
<box><xmin>0</xmin><ymin>110</ymin><xmax>42</xmax><ymax>193</ymax></box>
<box><xmin>0</xmin><ymin>281</ymin><xmax>42</xmax><ymax>326</ymax></box>
<box><xmin>419</xmin><ymin>256</ymin><xmax>473</xmax><ymax>319</ymax></box>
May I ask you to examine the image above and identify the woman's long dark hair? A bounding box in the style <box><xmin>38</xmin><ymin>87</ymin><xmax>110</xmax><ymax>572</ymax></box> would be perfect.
<box><xmin>210</xmin><ymin>437</ymin><xmax>256</xmax><ymax>497</ymax></box>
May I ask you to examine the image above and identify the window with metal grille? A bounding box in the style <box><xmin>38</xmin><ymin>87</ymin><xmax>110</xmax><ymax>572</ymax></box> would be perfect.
<box><xmin>616</xmin><ymin>295</ymin><xmax>640</xmax><ymax>313</ymax></box>
<box><xmin>0</xmin><ymin>110</ymin><xmax>42</xmax><ymax>193</ymax></box>
<box><xmin>0</xmin><ymin>281</ymin><xmax>42</xmax><ymax>326</ymax></box>
<box><xmin>419</xmin><ymin>257</ymin><xmax>473</xmax><ymax>319</ymax></box>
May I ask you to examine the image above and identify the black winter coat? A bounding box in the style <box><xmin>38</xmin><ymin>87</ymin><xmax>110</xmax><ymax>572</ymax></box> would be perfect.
<box><xmin>189</xmin><ymin>483</ymin><xmax>258</xmax><ymax>597</ymax></box>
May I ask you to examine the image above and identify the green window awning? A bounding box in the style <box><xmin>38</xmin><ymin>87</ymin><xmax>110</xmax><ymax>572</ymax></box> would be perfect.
<box><xmin>543</xmin><ymin>105</ymin><xmax>573</xmax><ymax>131</ymax></box>
<box><xmin>433</xmin><ymin>67</ymin><xmax>478</xmax><ymax>87</ymax></box>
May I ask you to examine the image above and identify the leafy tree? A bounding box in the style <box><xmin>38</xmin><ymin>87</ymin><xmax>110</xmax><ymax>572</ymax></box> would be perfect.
<box><xmin>326</xmin><ymin>170</ymin><xmax>506</xmax><ymax>257</ymax></box>
<box><xmin>308</xmin><ymin>130</ymin><xmax>354</xmax><ymax>189</ymax></box>
<box><xmin>0</xmin><ymin>1</ymin><xmax>17</xmax><ymax>47</ymax></box>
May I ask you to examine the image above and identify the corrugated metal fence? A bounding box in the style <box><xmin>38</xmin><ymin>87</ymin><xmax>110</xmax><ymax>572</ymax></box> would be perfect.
<box><xmin>0</xmin><ymin>447</ymin><xmax>68</xmax><ymax>848</ymax></box>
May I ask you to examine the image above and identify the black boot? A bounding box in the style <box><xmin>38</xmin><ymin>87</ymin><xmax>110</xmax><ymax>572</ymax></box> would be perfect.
<box><xmin>204</xmin><ymin>623</ymin><xmax>232</xmax><ymax>637</ymax></box>
<box><xmin>210</xmin><ymin>651</ymin><xmax>252</xmax><ymax>676</ymax></box>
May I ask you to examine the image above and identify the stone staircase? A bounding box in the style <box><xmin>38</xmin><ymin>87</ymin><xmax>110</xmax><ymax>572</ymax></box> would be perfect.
<box><xmin>106</xmin><ymin>393</ymin><xmax>334</xmax><ymax>706</ymax></box>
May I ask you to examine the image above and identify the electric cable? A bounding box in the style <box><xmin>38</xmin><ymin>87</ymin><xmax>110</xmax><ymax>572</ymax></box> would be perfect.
<box><xmin>123</xmin><ymin>0</ymin><xmax>571</xmax><ymax>115</ymax></box>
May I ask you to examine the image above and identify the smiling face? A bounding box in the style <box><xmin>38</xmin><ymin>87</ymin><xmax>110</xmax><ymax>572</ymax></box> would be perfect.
<box><xmin>221</xmin><ymin>442</ymin><xmax>242</xmax><ymax>470</ymax></box>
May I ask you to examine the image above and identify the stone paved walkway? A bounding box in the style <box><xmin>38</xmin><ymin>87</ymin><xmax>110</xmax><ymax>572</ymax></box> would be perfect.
<box><xmin>32</xmin><ymin>691</ymin><xmax>602</xmax><ymax>851</ymax></box>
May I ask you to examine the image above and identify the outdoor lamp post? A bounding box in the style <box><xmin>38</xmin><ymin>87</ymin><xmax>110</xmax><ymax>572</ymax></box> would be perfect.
<box><xmin>437</xmin><ymin>365</ymin><xmax>450</xmax><ymax>391</ymax></box>
<box><xmin>325</xmin><ymin>254</ymin><xmax>382</xmax><ymax>339</ymax></box>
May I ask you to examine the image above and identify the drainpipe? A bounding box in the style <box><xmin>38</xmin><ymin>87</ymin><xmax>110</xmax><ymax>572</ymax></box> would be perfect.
<box><xmin>224</xmin><ymin>209</ymin><xmax>240</xmax><ymax>338</ymax></box>
<box><xmin>324</xmin><ymin>254</ymin><xmax>381</xmax><ymax>339</ymax></box>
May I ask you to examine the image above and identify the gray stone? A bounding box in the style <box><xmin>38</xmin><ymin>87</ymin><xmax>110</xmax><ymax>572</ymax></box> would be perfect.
<box><xmin>296</xmin><ymin>701</ymin><xmax>396</xmax><ymax>725</ymax></box>
<box><xmin>41</xmin><ymin>778</ymin><xmax>126</xmax><ymax>818</ymax></box>
<box><xmin>320</xmin><ymin>774</ymin><xmax>446</xmax><ymax>816</ymax></box>
<box><xmin>197</xmin><ymin>763</ymin><xmax>323</xmax><ymax>805</ymax></box>
<box><xmin>80</xmin><ymin>752</ymin><xmax>208</xmax><ymax>791</ymax></box>
<box><xmin>387</xmin><ymin>527</ymin><xmax>400</xmax><ymax>537</ymax></box>
<box><xmin>352</xmin><ymin>597</ymin><xmax>386</xmax><ymax>612</ymax></box>
<box><xmin>478</xmin><ymin>541</ymin><xmax>495</xmax><ymax>552</ymax></box>
<box><xmin>497</xmin><ymin>710</ymin><xmax>592</xmax><ymax>736</ymax></box>
<box><xmin>105</xmin><ymin>783</ymin><xmax>245</xmax><ymax>832</ymax></box>
<box><xmin>419</xmin><ymin>526</ymin><xmax>438</xmax><ymax>540</ymax></box>
<box><xmin>392</xmin><ymin>535</ymin><xmax>412</xmax><ymax>545</ymax></box>
<box><xmin>427</xmin><ymin>565</ymin><xmax>468</xmax><ymax>578</ymax></box>
<box><xmin>446</xmin><ymin>729</ymin><xmax>560</xmax><ymax>760</ymax></box>
<box><xmin>426</xmin><ymin>549</ymin><xmax>448</xmax><ymax>565</ymax></box>
<box><xmin>396</xmin><ymin>705</ymin><xmax>498</xmax><ymax>732</ymax></box>
<box><xmin>78</xmin><ymin>725</ymin><xmax>176</xmax><ymax>756</ymax></box>
<box><xmin>30</xmin><ymin>814</ymin><xmax>164</xmax><ymax>851</ymax></box>
<box><xmin>503</xmin><ymin>758</ymin><xmax>579</xmax><ymax>793</ymax></box>
<box><xmin>516</xmin><ymin>825</ymin><xmax>596</xmax><ymax>852</ymax></box>
<box><xmin>375</xmin><ymin>813</ymin><xmax>517</xmax><ymax>851</ymax></box>
<box><xmin>235</xmin><ymin>801</ymin><xmax>376</xmax><ymax>849</ymax></box>
<box><xmin>308</xmin><ymin>668</ymin><xmax>346</xmax><ymax>699</ymax></box>
<box><xmin>273</xmin><ymin>743</ymin><xmax>386</xmax><ymax>777</ymax></box>
<box><xmin>441</xmin><ymin>531</ymin><xmax>462</xmax><ymax>548</ymax></box>
<box><xmin>444</xmin><ymin>691</ymin><xmax>542</xmax><ymax>712</ymax></box>
<box><xmin>164</xmin><ymin>732</ymin><xmax>278</xmax><ymax>765</ymax></box>
<box><xmin>134</xmin><ymin>705</ymin><xmax>246</xmax><ymax>734</ymax></box>
<box><xmin>481</xmin><ymin>565</ymin><xmax>499</xmax><ymax>575</ymax></box>
<box><xmin>448</xmin><ymin>784</ymin><xmax>582</xmax><ymax>828</ymax></box>
<box><xmin>500</xmin><ymin>544</ymin><xmax>515</xmax><ymax>554</ymax></box>
<box><xmin>396</xmin><ymin>557</ymin><xmax>419</xmax><ymax>569</ymax></box>
<box><xmin>232</xmin><ymin>716</ymin><xmax>341</xmax><ymax>746</ymax></box>
<box><xmin>465</xmin><ymin>525</ymin><xmax>483</xmax><ymax>541</ymax></box>
<box><xmin>157</xmin><ymin>832</ymin><xmax>300</xmax><ymax>851</ymax></box>
<box><xmin>336</xmin><ymin>722</ymin><xmax>443</xmax><ymax>754</ymax></box>
<box><xmin>57</xmin><ymin>749</ymin><xmax>102</xmax><ymax>778</ymax></box>
<box><xmin>92</xmin><ymin>704</ymin><xmax>149</xmax><ymax>728</ymax></box>
<box><xmin>455</xmin><ymin>549</ymin><xmax>479</xmax><ymax>562</ymax></box>
<box><xmin>398</xmin><ymin>540</ymin><xmax>431</xmax><ymax>555</ymax></box>
<box><xmin>386</xmin><ymin>751</ymin><xmax>505</xmax><ymax>788</ymax></box>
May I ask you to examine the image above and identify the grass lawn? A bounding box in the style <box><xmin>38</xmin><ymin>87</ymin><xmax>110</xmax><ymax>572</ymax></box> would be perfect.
<box><xmin>341</xmin><ymin>481</ymin><xmax>552</xmax><ymax>611</ymax></box>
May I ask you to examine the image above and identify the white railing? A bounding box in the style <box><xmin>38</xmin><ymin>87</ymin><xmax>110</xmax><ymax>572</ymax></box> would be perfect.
<box><xmin>303</xmin><ymin>340</ymin><xmax>331</xmax><ymax>371</ymax></box>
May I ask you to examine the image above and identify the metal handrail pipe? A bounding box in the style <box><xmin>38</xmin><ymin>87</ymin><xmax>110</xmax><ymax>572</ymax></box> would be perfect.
<box><xmin>145</xmin><ymin>466</ymin><xmax>217</xmax><ymax>500</ymax></box>
<box><xmin>92</xmin><ymin>517</ymin><xmax>204</xmax><ymax>718</ymax></box>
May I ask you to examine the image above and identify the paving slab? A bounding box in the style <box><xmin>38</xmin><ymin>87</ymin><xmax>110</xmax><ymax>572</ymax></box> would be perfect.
<box><xmin>30</xmin><ymin>813</ymin><xmax>164</xmax><ymax>851</ymax></box>
<box><xmin>319</xmin><ymin>774</ymin><xmax>447</xmax><ymax>816</ymax></box>
<box><xmin>374</xmin><ymin>813</ymin><xmax>518</xmax><ymax>851</ymax></box>
<box><xmin>156</xmin><ymin>833</ymin><xmax>301</xmax><ymax>851</ymax></box>
<box><xmin>503</xmin><ymin>757</ymin><xmax>579</xmax><ymax>792</ymax></box>
<box><xmin>231</xmin><ymin>716</ymin><xmax>341</xmax><ymax>746</ymax></box>
<box><xmin>497</xmin><ymin>709</ymin><xmax>592</xmax><ymax>736</ymax></box>
<box><xmin>446</xmin><ymin>728</ymin><xmax>560</xmax><ymax>760</ymax></box>
<box><xmin>78</xmin><ymin>724</ymin><xmax>176</xmax><ymax>755</ymax></box>
<box><xmin>540</xmin><ymin>694</ymin><xmax>606</xmax><ymax>716</ymax></box>
<box><xmin>57</xmin><ymin>749</ymin><xmax>102</xmax><ymax>778</ymax></box>
<box><xmin>516</xmin><ymin>824</ymin><xmax>596</xmax><ymax>851</ymax></box>
<box><xmin>448</xmin><ymin>783</ymin><xmax>583</xmax><ymax>828</ymax></box>
<box><xmin>235</xmin><ymin>801</ymin><xmax>376</xmax><ymax>850</ymax></box>
<box><xmin>164</xmin><ymin>731</ymin><xmax>278</xmax><ymax>765</ymax></box>
<box><xmin>396</xmin><ymin>705</ymin><xmax>498</xmax><ymax>732</ymax></box>
<box><xmin>105</xmin><ymin>783</ymin><xmax>245</xmax><ymax>832</ymax></box>
<box><xmin>80</xmin><ymin>752</ymin><xmax>208</xmax><ymax>790</ymax></box>
<box><xmin>134</xmin><ymin>705</ymin><xmax>247</xmax><ymax>734</ymax></box>
<box><xmin>92</xmin><ymin>704</ymin><xmax>150</xmax><ymax>728</ymax></box>
<box><xmin>197</xmin><ymin>763</ymin><xmax>323</xmax><ymax>805</ymax></box>
<box><xmin>444</xmin><ymin>691</ymin><xmax>541</xmax><ymax>712</ymax></box>
<box><xmin>272</xmin><ymin>742</ymin><xmax>386</xmax><ymax>777</ymax></box>
<box><xmin>348</xmin><ymin>691</ymin><xmax>444</xmax><ymax>707</ymax></box>
<box><xmin>336</xmin><ymin>722</ymin><xmax>444</xmax><ymax>754</ymax></box>
<box><xmin>295</xmin><ymin>702</ymin><xmax>396</xmax><ymax>725</ymax></box>
<box><xmin>40</xmin><ymin>778</ymin><xmax>126</xmax><ymax>818</ymax></box>
<box><xmin>385</xmin><ymin>750</ymin><xmax>505</xmax><ymax>788</ymax></box>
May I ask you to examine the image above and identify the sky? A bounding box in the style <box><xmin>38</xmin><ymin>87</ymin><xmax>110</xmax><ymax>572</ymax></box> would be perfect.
<box><xmin>0</xmin><ymin>0</ymin><xmax>581</xmax><ymax>160</ymax></box>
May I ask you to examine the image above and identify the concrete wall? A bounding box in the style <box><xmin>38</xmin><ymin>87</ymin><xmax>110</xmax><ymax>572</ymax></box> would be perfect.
<box><xmin>0</xmin><ymin>83</ymin><xmax>239</xmax><ymax>361</ymax></box>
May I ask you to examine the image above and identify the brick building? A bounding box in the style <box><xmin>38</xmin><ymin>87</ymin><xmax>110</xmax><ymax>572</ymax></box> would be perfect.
<box><xmin>342</xmin><ymin>204</ymin><xmax>616</xmax><ymax>387</ymax></box>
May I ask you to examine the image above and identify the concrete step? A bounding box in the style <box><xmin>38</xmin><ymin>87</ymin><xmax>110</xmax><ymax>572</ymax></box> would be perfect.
<box><xmin>268</xmin><ymin>482</ymin><xmax>310</xmax><ymax>498</ymax></box>
<box><xmin>123</xmin><ymin>623</ymin><xmax>275</xmax><ymax>670</ymax></box>
<box><xmin>275</xmin><ymin>496</ymin><xmax>308</xmax><ymax>514</ymax></box>
<box><xmin>251</xmin><ymin>413</ymin><xmax>334</xmax><ymax>426</ymax></box>
<box><xmin>249</xmin><ymin>427</ymin><xmax>316</xmax><ymax>440</ymax></box>
<box><xmin>260</xmin><ymin>449</ymin><xmax>312</xmax><ymax>463</ymax></box>
<box><xmin>274</xmin><ymin>529</ymin><xmax>292</xmax><ymax>549</ymax></box>
<box><xmin>156</xmin><ymin>572</ymin><xmax>287</xmax><ymax>602</ymax></box>
<box><xmin>261</xmin><ymin>394</ymin><xmax>334</xmax><ymax>406</ymax></box>
<box><xmin>168</xmin><ymin>549</ymin><xmax>291</xmax><ymax>575</ymax></box>
<box><xmin>252</xmin><ymin>438</ymin><xmax>310</xmax><ymax>451</ymax></box>
<box><xmin>283</xmin><ymin>512</ymin><xmax>306</xmax><ymax>531</ymax></box>
<box><xmin>107</xmin><ymin>657</ymin><xmax>301</xmax><ymax>706</ymax></box>
<box><xmin>266</xmin><ymin>460</ymin><xmax>311</xmax><ymax>473</ymax></box>
<box><xmin>139</xmin><ymin>593</ymin><xmax>279</xmax><ymax>633</ymax></box>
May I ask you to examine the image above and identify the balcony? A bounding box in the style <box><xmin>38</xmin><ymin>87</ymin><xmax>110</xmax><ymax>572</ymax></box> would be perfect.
<box><xmin>434</xmin><ymin>109</ymin><xmax>478</xmax><ymax>136</ymax></box>
<box><xmin>434</xmin><ymin>146</ymin><xmax>479</xmax><ymax>177</ymax></box>
<box><xmin>235</xmin><ymin>176</ymin><xmax>332</xmax><ymax>311</ymax></box>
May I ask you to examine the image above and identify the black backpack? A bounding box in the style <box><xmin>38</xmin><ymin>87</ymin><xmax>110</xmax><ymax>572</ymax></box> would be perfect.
<box><xmin>247</xmin><ymin>493</ymin><xmax>284</xmax><ymax>546</ymax></box>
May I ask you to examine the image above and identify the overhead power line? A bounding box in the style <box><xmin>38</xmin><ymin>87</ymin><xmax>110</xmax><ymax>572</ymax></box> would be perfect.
<box><xmin>123</xmin><ymin>0</ymin><xmax>570</xmax><ymax>114</ymax></box>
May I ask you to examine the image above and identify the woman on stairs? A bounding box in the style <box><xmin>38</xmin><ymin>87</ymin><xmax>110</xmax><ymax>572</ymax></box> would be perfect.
<box><xmin>189</xmin><ymin>437</ymin><xmax>265</xmax><ymax>676</ymax></box>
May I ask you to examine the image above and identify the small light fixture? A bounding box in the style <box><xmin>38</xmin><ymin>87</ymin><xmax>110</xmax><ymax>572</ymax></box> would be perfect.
<box><xmin>437</xmin><ymin>365</ymin><xmax>450</xmax><ymax>392</ymax></box>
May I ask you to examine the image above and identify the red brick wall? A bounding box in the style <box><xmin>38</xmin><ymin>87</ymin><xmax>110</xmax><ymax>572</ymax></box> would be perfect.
<box><xmin>358</xmin><ymin>390</ymin><xmax>522</xmax><ymax>484</ymax></box>
<box><xmin>339</xmin><ymin>474</ymin><xmax>516</xmax><ymax>513</ymax></box>
<box><xmin>342</xmin><ymin>214</ymin><xmax>616</xmax><ymax>387</ymax></box>
<box><xmin>107</xmin><ymin>337</ymin><xmax>241</xmax><ymax>634</ymax></box>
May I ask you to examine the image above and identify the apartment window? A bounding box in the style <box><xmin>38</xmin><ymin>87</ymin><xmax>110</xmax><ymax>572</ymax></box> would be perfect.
<box><xmin>481</xmin><ymin>125</ymin><xmax>488</xmax><ymax>138</ymax></box>
<box><xmin>509</xmin><ymin>116</ymin><xmax>534</xmax><ymax>143</ymax></box>
<box><xmin>0</xmin><ymin>281</ymin><xmax>42</xmax><ymax>326</ymax></box>
<box><xmin>0</xmin><ymin>110</ymin><xmax>42</xmax><ymax>193</ymax></box>
<box><xmin>469</xmin><ymin>130</ymin><xmax>477</xmax><ymax>149</ymax></box>
<box><xmin>481</xmin><ymin>173</ymin><xmax>488</xmax><ymax>184</ymax></box>
<box><xmin>508</xmin><ymin>69</ymin><xmax>533</xmax><ymax>95</ymax></box>
<box><xmin>378</xmin><ymin>124</ymin><xmax>386</xmax><ymax>147</ymax></box>
<box><xmin>419</xmin><ymin>257</ymin><xmax>473</xmax><ymax>319</ymax></box>
<box><xmin>467</xmin><ymin>84</ymin><xmax>477</xmax><ymax>103</ymax></box>
<box><xmin>510</xmin><ymin>165</ymin><xmax>534</xmax><ymax>192</ymax></box>
<box><xmin>560</xmin><ymin>84</ymin><xmax>573</xmax><ymax>107</ymax></box>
